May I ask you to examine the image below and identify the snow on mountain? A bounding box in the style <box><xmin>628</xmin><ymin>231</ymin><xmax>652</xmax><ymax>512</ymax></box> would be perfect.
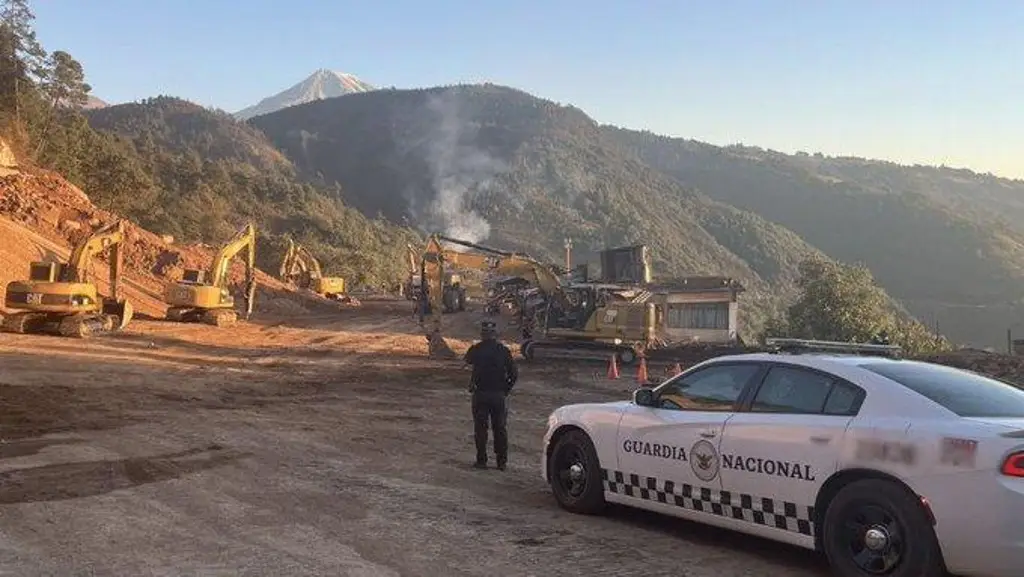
<box><xmin>82</xmin><ymin>95</ymin><xmax>108</xmax><ymax>109</ymax></box>
<box><xmin>234</xmin><ymin>69</ymin><xmax>375</xmax><ymax>120</ymax></box>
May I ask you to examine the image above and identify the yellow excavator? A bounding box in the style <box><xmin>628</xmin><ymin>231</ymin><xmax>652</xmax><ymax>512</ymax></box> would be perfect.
<box><xmin>2</xmin><ymin>219</ymin><xmax>133</xmax><ymax>338</ymax></box>
<box><xmin>420</xmin><ymin>234</ymin><xmax>656</xmax><ymax>364</ymax></box>
<box><xmin>163</xmin><ymin>222</ymin><xmax>257</xmax><ymax>327</ymax></box>
<box><xmin>405</xmin><ymin>241</ymin><xmax>464</xmax><ymax>308</ymax></box>
<box><xmin>279</xmin><ymin>238</ymin><xmax>351</xmax><ymax>302</ymax></box>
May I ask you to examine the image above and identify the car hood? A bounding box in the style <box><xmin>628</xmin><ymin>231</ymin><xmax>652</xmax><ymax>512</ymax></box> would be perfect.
<box><xmin>551</xmin><ymin>400</ymin><xmax>631</xmax><ymax>421</ymax></box>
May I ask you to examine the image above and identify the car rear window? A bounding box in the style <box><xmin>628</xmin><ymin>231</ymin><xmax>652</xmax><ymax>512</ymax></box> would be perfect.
<box><xmin>861</xmin><ymin>361</ymin><xmax>1024</xmax><ymax>418</ymax></box>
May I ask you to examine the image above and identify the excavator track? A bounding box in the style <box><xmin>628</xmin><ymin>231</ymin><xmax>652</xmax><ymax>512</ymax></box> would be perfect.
<box><xmin>164</xmin><ymin>307</ymin><xmax>194</xmax><ymax>323</ymax></box>
<box><xmin>164</xmin><ymin>306</ymin><xmax>235</xmax><ymax>327</ymax></box>
<box><xmin>1</xmin><ymin>311</ymin><xmax>50</xmax><ymax>335</ymax></box>
<box><xmin>520</xmin><ymin>339</ymin><xmax>641</xmax><ymax>365</ymax></box>
<box><xmin>56</xmin><ymin>313</ymin><xmax>116</xmax><ymax>338</ymax></box>
<box><xmin>201</xmin><ymin>308</ymin><xmax>238</xmax><ymax>327</ymax></box>
<box><xmin>0</xmin><ymin>312</ymin><xmax>119</xmax><ymax>338</ymax></box>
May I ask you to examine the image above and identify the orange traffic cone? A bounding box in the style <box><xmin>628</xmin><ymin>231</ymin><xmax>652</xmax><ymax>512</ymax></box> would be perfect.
<box><xmin>636</xmin><ymin>357</ymin><xmax>649</xmax><ymax>384</ymax></box>
<box><xmin>672</xmin><ymin>362</ymin><xmax>683</xmax><ymax>376</ymax></box>
<box><xmin>607</xmin><ymin>354</ymin><xmax>620</xmax><ymax>379</ymax></box>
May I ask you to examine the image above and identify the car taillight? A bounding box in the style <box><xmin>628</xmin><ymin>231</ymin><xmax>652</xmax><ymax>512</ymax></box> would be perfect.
<box><xmin>1000</xmin><ymin>451</ymin><xmax>1024</xmax><ymax>477</ymax></box>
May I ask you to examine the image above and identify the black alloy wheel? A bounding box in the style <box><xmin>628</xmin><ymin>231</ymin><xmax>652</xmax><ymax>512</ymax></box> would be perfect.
<box><xmin>547</xmin><ymin>430</ymin><xmax>605</xmax><ymax>515</ymax></box>
<box><xmin>823</xmin><ymin>479</ymin><xmax>945</xmax><ymax>577</ymax></box>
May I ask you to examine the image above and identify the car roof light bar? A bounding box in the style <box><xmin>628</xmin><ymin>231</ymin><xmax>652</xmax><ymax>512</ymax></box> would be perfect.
<box><xmin>764</xmin><ymin>337</ymin><xmax>903</xmax><ymax>359</ymax></box>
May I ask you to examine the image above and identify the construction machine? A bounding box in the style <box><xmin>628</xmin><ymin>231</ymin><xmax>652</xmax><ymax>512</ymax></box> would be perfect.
<box><xmin>411</xmin><ymin>239</ymin><xmax>466</xmax><ymax>312</ymax></box>
<box><xmin>2</xmin><ymin>219</ymin><xmax>133</xmax><ymax>338</ymax></box>
<box><xmin>163</xmin><ymin>222</ymin><xmax>257</xmax><ymax>327</ymax></box>
<box><xmin>419</xmin><ymin>234</ymin><xmax>656</xmax><ymax>364</ymax></box>
<box><xmin>403</xmin><ymin>243</ymin><xmax>421</xmax><ymax>300</ymax></box>
<box><xmin>279</xmin><ymin>238</ymin><xmax>351</xmax><ymax>302</ymax></box>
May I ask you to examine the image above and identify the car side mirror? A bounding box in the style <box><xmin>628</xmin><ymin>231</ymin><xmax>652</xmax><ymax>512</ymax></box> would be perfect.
<box><xmin>633</xmin><ymin>387</ymin><xmax>656</xmax><ymax>407</ymax></box>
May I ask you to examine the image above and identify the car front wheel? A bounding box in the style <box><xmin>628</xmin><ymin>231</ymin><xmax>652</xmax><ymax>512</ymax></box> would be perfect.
<box><xmin>547</xmin><ymin>429</ymin><xmax>605</xmax><ymax>515</ymax></box>
<box><xmin>823</xmin><ymin>479</ymin><xmax>945</xmax><ymax>577</ymax></box>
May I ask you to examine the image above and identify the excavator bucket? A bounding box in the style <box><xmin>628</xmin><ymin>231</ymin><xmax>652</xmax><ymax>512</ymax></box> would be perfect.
<box><xmin>244</xmin><ymin>280</ymin><xmax>256</xmax><ymax>320</ymax></box>
<box><xmin>427</xmin><ymin>330</ymin><xmax>457</xmax><ymax>359</ymax></box>
<box><xmin>102</xmin><ymin>298</ymin><xmax>134</xmax><ymax>330</ymax></box>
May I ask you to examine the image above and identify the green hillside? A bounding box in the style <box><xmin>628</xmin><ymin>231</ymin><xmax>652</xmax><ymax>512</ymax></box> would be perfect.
<box><xmin>79</xmin><ymin>96</ymin><xmax>419</xmax><ymax>287</ymax></box>
<box><xmin>605</xmin><ymin>127</ymin><xmax>1024</xmax><ymax>348</ymax></box>
<box><xmin>248</xmin><ymin>84</ymin><xmax>845</xmax><ymax>331</ymax></box>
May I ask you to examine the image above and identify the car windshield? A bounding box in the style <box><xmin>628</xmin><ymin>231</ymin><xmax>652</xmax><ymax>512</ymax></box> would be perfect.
<box><xmin>861</xmin><ymin>361</ymin><xmax>1024</xmax><ymax>418</ymax></box>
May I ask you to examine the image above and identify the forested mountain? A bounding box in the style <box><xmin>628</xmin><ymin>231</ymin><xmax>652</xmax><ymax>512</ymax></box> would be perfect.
<box><xmin>77</xmin><ymin>97</ymin><xmax>419</xmax><ymax>287</ymax></box>
<box><xmin>248</xmin><ymin>83</ymin><xmax>845</xmax><ymax>330</ymax></box>
<box><xmin>604</xmin><ymin>128</ymin><xmax>1024</xmax><ymax>348</ymax></box>
<box><xmin>0</xmin><ymin>1</ymin><xmax>952</xmax><ymax>348</ymax></box>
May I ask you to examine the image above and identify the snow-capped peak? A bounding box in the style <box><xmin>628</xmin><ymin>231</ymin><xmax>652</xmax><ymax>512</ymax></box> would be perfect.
<box><xmin>234</xmin><ymin>69</ymin><xmax>376</xmax><ymax>120</ymax></box>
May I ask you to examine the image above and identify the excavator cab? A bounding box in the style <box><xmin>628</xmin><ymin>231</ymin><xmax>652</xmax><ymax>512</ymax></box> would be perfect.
<box><xmin>181</xmin><ymin>269</ymin><xmax>206</xmax><ymax>284</ymax></box>
<box><xmin>29</xmin><ymin>262</ymin><xmax>61</xmax><ymax>282</ymax></box>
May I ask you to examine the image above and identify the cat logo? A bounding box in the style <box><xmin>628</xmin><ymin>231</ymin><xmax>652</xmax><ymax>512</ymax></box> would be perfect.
<box><xmin>690</xmin><ymin>439</ymin><xmax>720</xmax><ymax>482</ymax></box>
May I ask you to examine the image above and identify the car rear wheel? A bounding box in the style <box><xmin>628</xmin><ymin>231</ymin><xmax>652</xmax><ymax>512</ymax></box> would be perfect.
<box><xmin>823</xmin><ymin>479</ymin><xmax>944</xmax><ymax>577</ymax></box>
<box><xmin>547</xmin><ymin>429</ymin><xmax>605</xmax><ymax>515</ymax></box>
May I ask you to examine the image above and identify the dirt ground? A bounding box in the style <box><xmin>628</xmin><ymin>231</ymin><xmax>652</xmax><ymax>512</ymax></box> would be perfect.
<box><xmin>0</xmin><ymin>167</ymin><xmax>828</xmax><ymax>576</ymax></box>
<box><xmin>0</xmin><ymin>297</ymin><xmax>833</xmax><ymax>577</ymax></box>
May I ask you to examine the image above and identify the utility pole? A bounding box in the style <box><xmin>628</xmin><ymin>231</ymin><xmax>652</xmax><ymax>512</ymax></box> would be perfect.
<box><xmin>564</xmin><ymin>237</ymin><xmax>573</xmax><ymax>271</ymax></box>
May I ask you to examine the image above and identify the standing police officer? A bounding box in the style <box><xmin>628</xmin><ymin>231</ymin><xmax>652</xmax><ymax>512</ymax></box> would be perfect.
<box><xmin>464</xmin><ymin>319</ymin><xmax>518</xmax><ymax>470</ymax></box>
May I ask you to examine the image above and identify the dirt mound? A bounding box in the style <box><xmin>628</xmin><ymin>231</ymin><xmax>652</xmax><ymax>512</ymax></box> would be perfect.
<box><xmin>0</xmin><ymin>170</ymin><xmax>321</xmax><ymax>318</ymax></box>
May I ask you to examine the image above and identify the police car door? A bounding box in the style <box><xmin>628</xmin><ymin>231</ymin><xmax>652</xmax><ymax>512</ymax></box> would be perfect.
<box><xmin>716</xmin><ymin>363</ymin><xmax>861</xmax><ymax>546</ymax></box>
<box><xmin>613</xmin><ymin>361</ymin><xmax>765</xmax><ymax>516</ymax></box>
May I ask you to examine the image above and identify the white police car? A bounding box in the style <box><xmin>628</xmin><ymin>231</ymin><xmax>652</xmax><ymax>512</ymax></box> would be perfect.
<box><xmin>541</xmin><ymin>338</ymin><xmax>1024</xmax><ymax>577</ymax></box>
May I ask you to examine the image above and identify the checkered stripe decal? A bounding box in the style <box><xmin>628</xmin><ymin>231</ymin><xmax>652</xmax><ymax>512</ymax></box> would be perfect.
<box><xmin>601</xmin><ymin>468</ymin><xmax>815</xmax><ymax>537</ymax></box>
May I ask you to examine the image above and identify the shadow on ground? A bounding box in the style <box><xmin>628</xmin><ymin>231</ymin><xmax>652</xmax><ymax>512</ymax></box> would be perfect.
<box><xmin>0</xmin><ymin>444</ymin><xmax>247</xmax><ymax>504</ymax></box>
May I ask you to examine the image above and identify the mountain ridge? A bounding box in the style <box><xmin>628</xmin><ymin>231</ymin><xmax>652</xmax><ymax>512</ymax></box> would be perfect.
<box><xmin>247</xmin><ymin>83</ymin><xmax>862</xmax><ymax>332</ymax></box>
<box><xmin>77</xmin><ymin>95</ymin><xmax>419</xmax><ymax>288</ymax></box>
<box><xmin>603</xmin><ymin>127</ymin><xmax>1024</xmax><ymax>348</ymax></box>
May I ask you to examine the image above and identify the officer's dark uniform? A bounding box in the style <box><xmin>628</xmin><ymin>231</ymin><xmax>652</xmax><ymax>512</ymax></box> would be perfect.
<box><xmin>464</xmin><ymin>320</ymin><xmax>518</xmax><ymax>470</ymax></box>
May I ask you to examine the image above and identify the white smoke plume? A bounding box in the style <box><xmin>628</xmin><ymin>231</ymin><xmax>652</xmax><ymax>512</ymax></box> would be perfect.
<box><xmin>404</xmin><ymin>90</ymin><xmax>507</xmax><ymax>245</ymax></box>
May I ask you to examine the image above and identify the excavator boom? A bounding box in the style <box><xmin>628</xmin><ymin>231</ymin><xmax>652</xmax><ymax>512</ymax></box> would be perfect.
<box><xmin>419</xmin><ymin>233</ymin><xmax>657</xmax><ymax>363</ymax></box>
<box><xmin>419</xmin><ymin>234</ymin><xmax>563</xmax><ymax>358</ymax></box>
<box><xmin>209</xmin><ymin>223</ymin><xmax>257</xmax><ymax>290</ymax></box>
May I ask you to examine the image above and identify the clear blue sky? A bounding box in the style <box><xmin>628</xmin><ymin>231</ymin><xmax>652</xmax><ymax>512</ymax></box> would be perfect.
<box><xmin>31</xmin><ymin>0</ymin><xmax>1024</xmax><ymax>178</ymax></box>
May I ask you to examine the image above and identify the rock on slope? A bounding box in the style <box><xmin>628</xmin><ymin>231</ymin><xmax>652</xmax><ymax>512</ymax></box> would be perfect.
<box><xmin>234</xmin><ymin>69</ymin><xmax>375</xmax><ymax>121</ymax></box>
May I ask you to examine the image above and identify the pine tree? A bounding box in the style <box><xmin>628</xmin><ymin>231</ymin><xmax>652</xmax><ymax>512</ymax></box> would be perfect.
<box><xmin>35</xmin><ymin>50</ymin><xmax>91</xmax><ymax>155</ymax></box>
<box><xmin>0</xmin><ymin>0</ymin><xmax>46</xmax><ymax>132</ymax></box>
